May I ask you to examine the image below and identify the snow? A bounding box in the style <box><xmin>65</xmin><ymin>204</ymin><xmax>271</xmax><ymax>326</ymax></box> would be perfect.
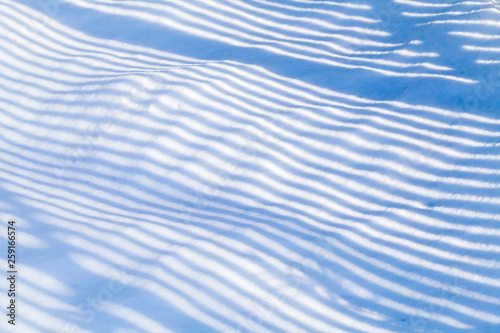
<box><xmin>0</xmin><ymin>0</ymin><xmax>499</xmax><ymax>332</ymax></box>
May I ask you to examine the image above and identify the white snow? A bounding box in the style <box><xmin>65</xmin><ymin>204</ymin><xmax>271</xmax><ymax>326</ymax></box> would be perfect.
<box><xmin>1</xmin><ymin>0</ymin><xmax>499</xmax><ymax>332</ymax></box>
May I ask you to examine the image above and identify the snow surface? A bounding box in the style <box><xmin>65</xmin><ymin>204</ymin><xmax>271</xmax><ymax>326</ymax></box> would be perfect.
<box><xmin>1</xmin><ymin>0</ymin><xmax>500</xmax><ymax>332</ymax></box>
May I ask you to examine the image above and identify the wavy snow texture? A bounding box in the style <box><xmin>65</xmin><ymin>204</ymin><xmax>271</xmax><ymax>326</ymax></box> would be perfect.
<box><xmin>0</xmin><ymin>0</ymin><xmax>499</xmax><ymax>332</ymax></box>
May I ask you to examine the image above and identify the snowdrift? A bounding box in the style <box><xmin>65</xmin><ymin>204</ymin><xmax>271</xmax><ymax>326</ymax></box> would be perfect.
<box><xmin>0</xmin><ymin>0</ymin><xmax>499</xmax><ymax>332</ymax></box>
